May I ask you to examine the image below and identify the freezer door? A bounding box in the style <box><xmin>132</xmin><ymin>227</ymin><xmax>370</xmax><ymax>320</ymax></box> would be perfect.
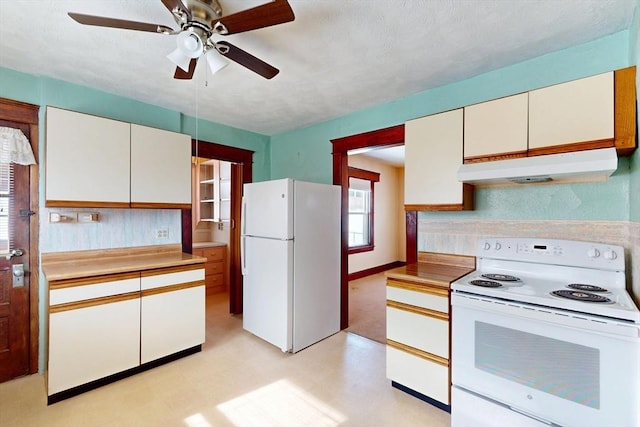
<box><xmin>242</xmin><ymin>179</ymin><xmax>293</xmax><ymax>239</ymax></box>
<box><xmin>242</xmin><ymin>236</ymin><xmax>293</xmax><ymax>352</ymax></box>
<box><xmin>292</xmin><ymin>181</ymin><xmax>341</xmax><ymax>352</ymax></box>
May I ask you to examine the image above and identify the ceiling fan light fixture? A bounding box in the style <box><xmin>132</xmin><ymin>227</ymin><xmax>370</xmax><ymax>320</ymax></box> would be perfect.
<box><xmin>176</xmin><ymin>31</ymin><xmax>203</xmax><ymax>58</ymax></box>
<box><xmin>166</xmin><ymin>47</ymin><xmax>192</xmax><ymax>72</ymax></box>
<box><xmin>205</xmin><ymin>49</ymin><xmax>229</xmax><ymax>75</ymax></box>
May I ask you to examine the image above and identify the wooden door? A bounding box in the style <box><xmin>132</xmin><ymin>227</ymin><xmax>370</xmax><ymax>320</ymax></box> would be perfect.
<box><xmin>0</xmin><ymin>126</ymin><xmax>32</xmax><ymax>383</ymax></box>
<box><xmin>228</xmin><ymin>163</ymin><xmax>243</xmax><ymax>313</ymax></box>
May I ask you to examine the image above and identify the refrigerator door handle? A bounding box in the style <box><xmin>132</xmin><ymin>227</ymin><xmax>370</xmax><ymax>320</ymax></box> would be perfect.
<box><xmin>241</xmin><ymin>196</ymin><xmax>247</xmax><ymax>236</ymax></box>
<box><xmin>241</xmin><ymin>236</ymin><xmax>247</xmax><ymax>275</ymax></box>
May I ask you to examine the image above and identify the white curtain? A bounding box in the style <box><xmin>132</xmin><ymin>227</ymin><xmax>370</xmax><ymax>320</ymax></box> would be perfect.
<box><xmin>0</xmin><ymin>127</ymin><xmax>36</xmax><ymax>165</ymax></box>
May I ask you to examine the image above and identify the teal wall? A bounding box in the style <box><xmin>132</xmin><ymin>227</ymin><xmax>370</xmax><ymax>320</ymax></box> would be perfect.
<box><xmin>271</xmin><ymin>30</ymin><xmax>634</xmax><ymax>221</ymax></box>
<box><xmin>0</xmin><ymin>67</ymin><xmax>271</xmax><ymax>372</ymax></box>
<box><xmin>0</xmin><ymin>68</ymin><xmax>271</xmax><ymax>180</ymax></box>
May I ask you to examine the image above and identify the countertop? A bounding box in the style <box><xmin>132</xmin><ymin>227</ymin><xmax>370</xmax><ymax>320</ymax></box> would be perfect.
<box><xmin>42</xmin><ymin>244</ymin><xmax>207</xmax><ymax>281</ymax></box>
<box><xmin>192</xmin><ymin>241</ymin><xmax>227</xmax><ymax>249</ymax></box>
<box><xmin>385</xmin><ymin>252</ymin><xmax>475</xmax><ymax>289</ymax></box>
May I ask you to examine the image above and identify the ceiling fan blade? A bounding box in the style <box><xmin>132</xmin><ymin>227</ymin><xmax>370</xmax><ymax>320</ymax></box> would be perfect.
<box><xmin>68</xmin><ymin>12</ymin><xmax>173</xmax><ymax>34</ymax></box>
<box><xmin>161</xmin><ymin>0</ymin><xmax>192</xmax><ymax>21</ymax></box>
<box><xmin>216</xmin><ymin>41</ymin><xmax>279</xmax><ymax>79</ymax></box>
<box><xmin>173</xmin><ymin>58</ymin><xmax>198</xmax><ymax>79</ymax></box>
<box><xmin>212</xmin><ymin>0</ymin><xmax>294</xmax><ymax>35</ymax></box>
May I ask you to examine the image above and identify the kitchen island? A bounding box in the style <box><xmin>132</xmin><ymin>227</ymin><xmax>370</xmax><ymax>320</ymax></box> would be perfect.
<box><xmin>385</xmin><ymin>252</ymin><xmax>475</xmax><ymax>411</ymax></box>
<box><xmin>42</xmin><ymin>244</ymin><xmax>206</xmax><ymax>404</ymax></box>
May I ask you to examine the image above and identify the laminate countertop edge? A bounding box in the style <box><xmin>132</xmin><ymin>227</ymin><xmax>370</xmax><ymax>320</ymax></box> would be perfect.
<box><xmin>42</xmin><ymin>245</ymin><xmax>207</xmax><ymax>281</ymax></box>
<box><xmin>385</xmin><ymin>252</ymin><xmax>475</xmax><ymax>290</ymax></box>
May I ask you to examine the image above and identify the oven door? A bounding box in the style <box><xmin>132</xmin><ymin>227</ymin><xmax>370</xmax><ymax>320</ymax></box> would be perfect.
<box><xmin>451</xmin><ymin>292</ymin><xmax>640</xmax><ymax>427</ymax></box>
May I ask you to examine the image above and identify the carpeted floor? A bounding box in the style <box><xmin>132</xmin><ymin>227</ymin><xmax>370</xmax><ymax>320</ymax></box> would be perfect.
<box><xmin>346</xmin><ymin>272</ymin><xmax>386</xmax><ymax>344</ymax></box>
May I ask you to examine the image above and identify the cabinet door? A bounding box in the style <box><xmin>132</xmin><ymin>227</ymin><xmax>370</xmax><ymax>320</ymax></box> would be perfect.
<box><xmin>387</xmin><ymin>346</ymin><xmax>450</xmax><ymax>405</ymax></box>
<box><xmin>45</xmin><ymin>107</ymin><xmax>130</xmax><ymax>207</ymax></box>
<box><xmin>48</xmin><ymin>274</ymin><xmax>141</xmax><ymax>395</ymax></box>
<box><xmin>529</xmin><ymin>72</ymin><xmax>614</xmax><ymax>152</ymax></box>
<box><xmin>464</xmin><ymin>93</ymin><xmax>528</xmax><ymax>161</ymax></box>
<box><xmin>130</xmin><ymin>124</ymin><xmax>192</xmax><ymax>208</ymax></box>
<box><xmin>140</xmin><ymin>266</ymin><xmax>205</xmax><ymax>363</ymax></box>
<box><xmin>405</xmin><ymin>109</ymin><xmax>471</xmax><ymax>210</ymax></box>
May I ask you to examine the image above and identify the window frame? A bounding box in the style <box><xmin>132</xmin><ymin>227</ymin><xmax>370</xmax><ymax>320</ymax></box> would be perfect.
<box><xmin>347</xmin><ymin>166</ymin><xmax>380</xmax><ymax>254</ymax></box>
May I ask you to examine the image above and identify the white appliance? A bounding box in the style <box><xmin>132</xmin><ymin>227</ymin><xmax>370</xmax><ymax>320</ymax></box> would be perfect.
<box><xmin>450</xmin><ymin>238</ymin><xmax>640</xmax><ymax>427</ymax></box>
<box><xmin>241</xmin><ymin>178</ymin><xmax>341</xmax><ymax>353</ymax></box>
<box><xmin>456</xmin><ymin>147</ymin><xmax>617</xmax><ymax>185</ymax></box>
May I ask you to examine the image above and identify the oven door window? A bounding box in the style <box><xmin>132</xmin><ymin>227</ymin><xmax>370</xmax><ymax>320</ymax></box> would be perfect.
<box><xmin>475</xmin><ymin>321</ymin><xmax>599</xmax><ymax>409</ymax></box>
<box><xmin>451</xmin><ymin>298</ymin><xmax>640</xmax><ymax>427</ymax></box>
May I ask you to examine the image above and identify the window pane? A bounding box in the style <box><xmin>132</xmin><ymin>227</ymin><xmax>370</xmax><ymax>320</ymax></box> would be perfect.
<box><xmin>0</xmin><ymin>162</ymin><xmax>10</xmax><ymax>253</ymax></box>
<box><xmin>348</xmin><ymin>190</ymin><xmax>370</xmax><ymax>247</ymax></box>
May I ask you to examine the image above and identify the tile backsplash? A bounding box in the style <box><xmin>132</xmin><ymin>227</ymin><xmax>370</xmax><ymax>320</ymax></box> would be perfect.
<box><xmin>40</xmin><ymin>207</ymin><xmax>182</xmax><ymax>253</ymax></box>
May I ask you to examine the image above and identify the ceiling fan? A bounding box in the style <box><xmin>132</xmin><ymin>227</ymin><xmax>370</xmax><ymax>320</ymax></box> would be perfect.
<box><xmin>68</xmin><ymin>0</ymin><xmax>295</xmax><ymax>80</ymax></box>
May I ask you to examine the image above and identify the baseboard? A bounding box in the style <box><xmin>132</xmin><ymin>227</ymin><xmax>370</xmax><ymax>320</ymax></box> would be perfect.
<box><xmin>391</xmin><ymin>381</ymin><xmax>451</xmax><ymax>413</ymax></box>
<box><xmin>47</xmin><ymin>345</ymin><xmax>202</xmax><ymax>405</ymax></box>
<box><xmin>348</xmin><ymin>261</ymin><xmax>405</xmax><ymax>281</ymax></box>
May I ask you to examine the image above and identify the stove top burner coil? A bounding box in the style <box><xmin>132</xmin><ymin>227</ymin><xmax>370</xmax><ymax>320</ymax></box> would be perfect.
<box><xmin>470</xmin><ymin>279</ymin><xmax>502</xmax><ymax>288</ymax></box>
<box><xmin>567</xmin><ymin>283</ymin><xmax>608</xmax><ymax>292</ymax></box>
<box><xmin>551</xmin><ymin>290</ymin><xmax>613</xmax><ymax>303</ymax></box>
<box><xmin>481</xmin><ymin>273</ymin><xmax>520</xmax><ymax>282</ymax></box>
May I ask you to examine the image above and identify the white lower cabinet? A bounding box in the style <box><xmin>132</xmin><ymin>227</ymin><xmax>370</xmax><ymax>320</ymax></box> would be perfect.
<box><xmin>48</xmin><ymin>298</ymin><xmax>140</xmax><ymax>395</ymax></box>
<box><xmin>386</xmin><ymin>279</ymin><xmax>451</xmax><ymax>406</ymax></box>
<box><xmin>141</xmin><ymin>266</ymin><xmax>206</xmax><ymax>363</ymax></box>
<box><xmin>48</xmin><ymin>273</ymin><xmax>141</xmax><ymax>396</ymax></box>
<box><xmin>387</xmin><ymin>346</ymin><xmax>450</xmax><ymax>405</ymax></box>
<box><xmin>47</xmin><ymin>264</ymin><xmax>205</xmax><ymax>402</ymax></box>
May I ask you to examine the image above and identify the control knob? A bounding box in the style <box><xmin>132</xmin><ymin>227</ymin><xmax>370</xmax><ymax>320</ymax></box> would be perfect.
<box><xmin>603</xmin><ymin>249</ymin><xmax>617</xmax><ymax>260</ymax></box>
<box><xmin>587</xmin><ymin>248</ymin><xmax>600</xmax><ymax>258</ymax></box>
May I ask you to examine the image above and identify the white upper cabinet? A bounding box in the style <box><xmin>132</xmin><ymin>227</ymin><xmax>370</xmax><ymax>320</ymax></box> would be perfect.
<box><xmin>46</xmin><ymin>107</ymin><xmax>192</xmax><ymax>208</ymax></box>
<box><xmin>405</xmin><ymin>109</ymin><xmax>472</xmax><ymax>210</ymax></box>
<box><xmin>528</xmin><ymin>72</ymin><xmax>614</xmax><ymax>151</ymax></box>
<box><xmin>464</xmin><ymin>93</ymin><xmax>528</xmax><ymax>161</ymax></box>
<box><xmin>46</xmin><ymin>107</ymin><xmax>131</xmax><ymax>207</ymax></box>
<box><xmin>130</xmin><ymin>124</ymin><xmax>191</xmax><ymax>207</ymax></box>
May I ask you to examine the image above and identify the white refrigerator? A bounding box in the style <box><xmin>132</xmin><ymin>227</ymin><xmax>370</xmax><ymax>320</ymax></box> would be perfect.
<box><xmin>241</xmin><ymin>178</ymin><xmax>341</xmax><ymax>353</ymax></box>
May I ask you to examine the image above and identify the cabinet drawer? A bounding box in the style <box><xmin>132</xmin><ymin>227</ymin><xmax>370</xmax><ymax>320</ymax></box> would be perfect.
<box><xmin>200</xmin><ymin>246</ymin><xmax>224</xmax><ymax>261</ymax></box>
<box><xmin>141</xmin><ymin>265</ymin><xmax>204</xmax><ymax>291</ymax></box>
<box><xmin>387</xmin><ymin>306</ymin><xmax>449</xmax><ymax>358</ymax></box>
<box><xmin>387</xmin><ymin>284</ymin><xmax>449</xmax><ymax>313</ymax></box>
<box><xmin>386</xmin><ymin>345</ymin><xmax>449</xmax><ymax>405</ymax></box>
<box><xmin>49</xmin><ymin>273</ymin><xmax>140</xmax><ymax>306</ymax></box>
<box><xmin>209</xmin><ymin>273</ymin><xmax>224</xmax><ymax>286</ymax></box>
<box><xmin>204</xmin><ymin>261</ymin><xmax>224</xmax><ymax>276</ymax></box>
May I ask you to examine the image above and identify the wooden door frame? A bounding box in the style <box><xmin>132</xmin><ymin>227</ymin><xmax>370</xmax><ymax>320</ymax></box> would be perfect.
<box><xmin>181</xmin><ymin>139</ymin><xmax>253</xmax><ymax>314</ymax></box>
<box><xmin>331</xmin><ymin>124</ymin><xmax>417</xmax><ymax>329</ymax></box>
<box><xmin>0</xmin><ymin>98</ymin><xmax>40</xmax><ymax>374</ymax></box>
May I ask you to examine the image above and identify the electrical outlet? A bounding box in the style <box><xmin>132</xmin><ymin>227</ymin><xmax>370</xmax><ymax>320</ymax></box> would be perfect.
<box><xmin>49</xmin><ymin>212</ymin><xmax>76</xmax><ymax>223</ymax></box>
<box><xmin>155</xmin><ymin>228</ymin><xmax>169</xmax><ymax>239</ymax></box>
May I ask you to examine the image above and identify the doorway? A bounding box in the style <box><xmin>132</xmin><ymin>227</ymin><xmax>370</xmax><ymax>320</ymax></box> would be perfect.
<box><xmin>0</xmin><ymin>98</ymin><xmax>39</xmax><ymax>383</ymax></box>
<box><xmin>331</xmin><ymin>124</ymin><xmax>417</xmax><ymax>329</ymax></box>
<box><xmin>182</xmin><ymin>139</ymin><xmax>253</xmax><ymax>314</ymax></box>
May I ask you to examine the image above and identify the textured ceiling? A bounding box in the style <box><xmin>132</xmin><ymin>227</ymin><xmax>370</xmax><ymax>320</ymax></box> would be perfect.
<box><xmin>0</xmin><ymin>0</ymin><xmax>636</xmax><ymax>136</ymax></box>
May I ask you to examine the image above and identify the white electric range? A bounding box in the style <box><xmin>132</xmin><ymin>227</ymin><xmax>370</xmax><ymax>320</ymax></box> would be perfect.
<box><xmin>450</xmin><ymin>237</ymin><xmax>640</xmax><ymax>427</ymax></box>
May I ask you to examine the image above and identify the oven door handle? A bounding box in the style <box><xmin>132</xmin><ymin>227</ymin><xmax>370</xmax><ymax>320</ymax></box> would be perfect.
<box><xmin>451</xmin><ymin>292</ymin><xmax>640</xmax><ymax>339</ymax></box>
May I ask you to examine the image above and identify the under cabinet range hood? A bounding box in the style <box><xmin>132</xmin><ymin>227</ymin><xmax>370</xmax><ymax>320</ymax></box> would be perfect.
<box><xmin>456</xmin><ymin>147</ymin><xmax>618</xmax><ymax>186</ymax></box>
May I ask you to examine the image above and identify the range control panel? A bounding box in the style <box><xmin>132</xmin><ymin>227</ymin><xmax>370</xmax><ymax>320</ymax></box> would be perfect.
<box><xmin>477</xmin><ymin>238</ymin><xmax>625</xmax><ymax>271</ymax></box>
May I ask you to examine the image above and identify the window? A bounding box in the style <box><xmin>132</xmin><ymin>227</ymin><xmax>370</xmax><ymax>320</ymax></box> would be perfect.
<box><xmin>0</xmin><ymin>161</ymin><xmax>10</xmax><ymax>254</ymax></box>
<box><xmin>347</xmin><ymin>167</ymin><xmax>379</xmax><ymax>254</ymax></box>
